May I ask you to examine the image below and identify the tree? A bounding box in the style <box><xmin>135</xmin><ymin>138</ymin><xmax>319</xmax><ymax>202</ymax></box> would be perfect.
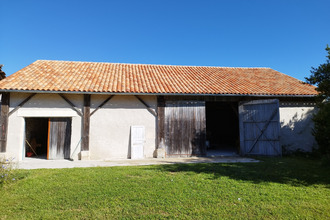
<box><xmin>0</xmin><ymin>65</ymin><xmax>6</xmax><ymax>80</ymax></box>
<box><xmin>305</xmin><ymin>45</ymin><xmax>330</xmax><ymax>160</ymax></box>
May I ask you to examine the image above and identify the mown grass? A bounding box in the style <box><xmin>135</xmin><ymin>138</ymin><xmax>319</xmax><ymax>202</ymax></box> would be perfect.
<box><xmin>0</xmin><ymin>156</ymin><xmax>329</xmax><ymax>219</ymax></box>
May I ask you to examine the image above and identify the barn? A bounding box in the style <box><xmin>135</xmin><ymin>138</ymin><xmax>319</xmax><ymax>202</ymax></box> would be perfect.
<box><xmin>0</xmin><ymin>60</ymin><xmax>318</xmax><ymax>161</ymax></box>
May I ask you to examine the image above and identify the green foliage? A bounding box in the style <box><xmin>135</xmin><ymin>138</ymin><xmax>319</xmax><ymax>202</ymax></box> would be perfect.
<box><xmin>313</xmin><ymin>103</ymin><xmax>330</xmax><ymax>155</ymax></box>
<box><xmin>305</xmin><ymin>45</ymin><xmax>330</xmax><ymax>158</ymax></box>
<box><xmin>0</xmin><ymin>64</ymin><xmax>6</xmax><ymax>80</ymax></box>
<box><xmin>0</xmin><ymin>158</ymin><xmax>329</xmax><ymax>219</ymax></box>
<box><xmin>0</xmin><ymin>157</ymin><xmax>16</xmax><ymax>186</ymax></box>
<box><xmin>305</xmin><ymin>45</ymin><xmax>330</xmax><ymax>101</ymax></box>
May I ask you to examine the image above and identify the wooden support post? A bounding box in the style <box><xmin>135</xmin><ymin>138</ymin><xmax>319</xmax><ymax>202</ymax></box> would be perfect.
<box><xmin>157</xmin><ymin>96</ymin><xmax>165</xmax><ymax>149</ymax></box>
<box><xmin>81</xmin><ymin>94</ymin><xmax>90</xmax><ymax>152</ymax></box>
<box><xmin>0</xmin><ymin>93</ymin><xmax>9</xmax><ymax>152</ymax></box>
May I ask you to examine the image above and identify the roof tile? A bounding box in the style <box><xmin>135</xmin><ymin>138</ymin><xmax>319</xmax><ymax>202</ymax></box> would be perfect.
<box><xmin>0</xmin><ymin>60</ymin><xmax>317</xmax><ymax>96</ymax></box>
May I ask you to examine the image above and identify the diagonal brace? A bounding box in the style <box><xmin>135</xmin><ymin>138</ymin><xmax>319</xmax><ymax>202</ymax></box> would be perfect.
<box><xmin>135</xmin><ymin>96</ymin><xmax>157</xmax><ymax>117</ymax></box>
<box><xmin>90</xmin><ymin>95</ymin><xmax>114</xmax><ymax>116</ymax></box>
<box><xmin>9</xmin><ymin>93</ymin><xmax>36</xmax><ymax>116</ymax></box>
<box><xmin>248</xmin><ymin>108</ymin><xmax>279</xmax><ymax>154</ymax></box>
<box><xmin>59</xmin><ymin>94</ymin><xmax>83</xmax><ymax>116</ymax></box>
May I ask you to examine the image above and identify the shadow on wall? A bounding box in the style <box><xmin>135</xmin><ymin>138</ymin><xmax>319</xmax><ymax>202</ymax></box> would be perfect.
<box><xmin>280</xmin><ymin>107</ymin><xmax>318</xmax><ymax>153</ymax></box>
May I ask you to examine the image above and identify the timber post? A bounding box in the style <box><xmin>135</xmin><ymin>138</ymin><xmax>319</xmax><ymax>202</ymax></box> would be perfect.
<box><xmin>81</xmin><ymin>94</ymin><xmax>91</xmax><ymax>159</ymax></box>
<box><xmin>156</xmin><ymin>96</ymin><xmax>165</xmax><ymax>158</ymax></box>
<box><xmin>0</xmin><ymin>93</ymin><xmax>9</xmax><ymax>152</ymax></box>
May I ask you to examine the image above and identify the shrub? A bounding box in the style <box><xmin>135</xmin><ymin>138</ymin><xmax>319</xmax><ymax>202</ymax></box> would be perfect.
<box><xmin>305</xmin><ymin>45</ymin><xmax>330</xmax><ymax>162</ymax></box>
<box><xmin>0</xmin><ymin>157</ymin><xmax>16</xmax><ymax>186</ymax></box>
<box><xmin>313</xmin><ymin>102</ymin><xmax>330</xmax><ymax>156</ymax></box>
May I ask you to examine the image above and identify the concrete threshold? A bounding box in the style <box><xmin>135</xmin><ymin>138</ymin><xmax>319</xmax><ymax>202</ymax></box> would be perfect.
<box><xmin>17</xmin><ymin>156</ymin><xmax>259</xmax><ymax>170</ymax></box>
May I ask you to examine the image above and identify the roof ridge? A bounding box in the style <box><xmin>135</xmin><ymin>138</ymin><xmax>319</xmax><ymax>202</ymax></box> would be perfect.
<box><xmin>35</xmin><ymin>60</ymin><xmax>271</xmax><ymax>70</ymax></box>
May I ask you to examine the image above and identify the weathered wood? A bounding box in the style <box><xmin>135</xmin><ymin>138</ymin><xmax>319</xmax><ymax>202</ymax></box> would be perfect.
<box><xmin>157</xmin><ymin>96</ymin><xmax>165</xmax><ymax>149</ymax></box>
<box><xmin>164</xmin><ymin>100</ymin><xmax>206</xmax><ymax>157</ymax></box>
<box><xmin>239</xmin><ymin>99</ymin><xmax>281</xmax><ymax>156</ymax></box>
<box><xmin>90</xmin><ymin>95</ymin><xmax>114</xmax><ymax>116</ymax></box>
<box><xmin>8</xmin><ymin>93</ymin><xmax>35</xmax><ymax>116</ymax></box>
<box><xmin>48</xmin><ymin>118</ymin><xmax>72</xmax><ymax>159</ymax></box>
<box><xmin>0</xmin><ymin>93</ymin><xmax>9</xmax><ymax>152</ymax></box>
<box><xmin>135</xmin><ymin>96</ymin><xmax>157</xmax><ymax>117</ymax></box>
<box><xmin>167</xmin><ymin>94</ymin><xmax>315</xmax><ymax>102</ymax></box>
<box><xmin>81</xmin><ymin>94</ymin><xmax>90</xmax><ymax>151</ymax></box>
<box><xmin>248</xmin><ymin>107</ymin><xmax>279</xmax><ymax>154</ymax></box>
<box><xmin>59</xmin><ymin>94</ymin><xmax>83</xmax><ymax>116</ymax></box>
<box><xmin>47</xmin><ymin>118</ymin><xmax>50</xmax><ymax>159</ymax></box>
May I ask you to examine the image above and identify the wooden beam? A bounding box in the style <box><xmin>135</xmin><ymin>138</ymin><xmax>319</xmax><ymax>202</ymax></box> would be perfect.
<box><xmin>135</xmin><ymin>96</ymin><xmax>157</xmax><ymax>117</ymax></box>
<box><xmin>157</xmin><ymin>96</ymin><xmax>165</xmax><ymax>149</ymax></box>
<box><xmin>8</xmin><ymin>93</ymin><xmax>36</xmax><ymax>116</ymax></box>
<box><xmin>59</xmin><ymin>94</ymin><xmax>83</xmax><ymax>116</ymax></box>
<box><xmin>90</xmin><ymin>95</ymin><xmax>114</xmax><ymax>117</ymax></box>
<box><xmin>81</xmin><ymin>94</ymin><xmax>90</xmax><ymax>151</ymax></box>
<box><xmin>0</xmin><ymin>93</ymin><xmax>9</xmax><ymax>152</ymax></box>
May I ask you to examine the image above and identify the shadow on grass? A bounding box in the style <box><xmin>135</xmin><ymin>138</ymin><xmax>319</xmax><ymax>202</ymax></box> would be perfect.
<box><xmin>148</xmin><ymin>156</ymin><xmax>330</xmax><ymax>187</ymax></box>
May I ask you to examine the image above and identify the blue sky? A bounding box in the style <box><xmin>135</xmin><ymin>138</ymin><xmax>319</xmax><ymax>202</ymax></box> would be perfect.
<box><xmin>1</xmin><ymin>0</ymin><xmax>329</xmax><ymax>80</ymax></box>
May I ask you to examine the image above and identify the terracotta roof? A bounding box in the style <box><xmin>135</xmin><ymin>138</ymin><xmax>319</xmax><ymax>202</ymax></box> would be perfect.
<box><xmin>0</xmin><ymin>60</ymin><xmax>317</xmax><ymax>96</ymax></box>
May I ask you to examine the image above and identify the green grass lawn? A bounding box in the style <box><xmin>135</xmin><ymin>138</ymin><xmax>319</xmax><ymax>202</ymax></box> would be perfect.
<box><xmin>0</xmin><ymin>157</ymin><xmax>329</xmax><ymax>219</ymax></box>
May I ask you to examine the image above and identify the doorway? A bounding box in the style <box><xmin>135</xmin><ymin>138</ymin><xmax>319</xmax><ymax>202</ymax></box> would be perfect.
<box><xmin>206</xmin><ymin>102</ymin><xmax>239</xmax><ymax>156</ymax></box>
<box><xmin>24</xmin><ymin>117</ymin><xmax>72</xmax><ymax>160</ymax></box>
<box><xmin>25</xmin><ymin>118</ymin><xmax>49</xmax><ymax>158</ymax></box>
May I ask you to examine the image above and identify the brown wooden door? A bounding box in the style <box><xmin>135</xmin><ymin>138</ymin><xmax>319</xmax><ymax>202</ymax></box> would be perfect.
<box><xmin>164</xmin><ymin>100</ymin><xmax>206</xmax><ymax>157</ymax></box>
<box><xmin>47</xmin><ymin>118</ymin><xmax>72</xmax><ymax>159</ymax></box>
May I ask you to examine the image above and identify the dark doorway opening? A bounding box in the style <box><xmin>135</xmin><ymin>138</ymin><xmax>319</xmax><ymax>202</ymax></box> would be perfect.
<box><xmin>25</xmin><ymin>118</ymin><xmax>49</xmax><ymax>158</ymax></box>
<box><xmin>206</xmin><ymin>102</ymin><xmax>239</xmax><ymax>156</ymax></box>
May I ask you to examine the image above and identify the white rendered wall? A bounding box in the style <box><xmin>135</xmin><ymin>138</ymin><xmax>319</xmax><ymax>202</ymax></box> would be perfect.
<box><xmin>6</xmin><ymin>93</ymin><xmax>157</xmax><ymax>161</ymax></box>
<box><xmin>89</xmin><ymin>95</ymin><xmax>157</xmax><ymax>160</ymax></box>
<box><xmin>6</xmin><ymin>93</ymin><xmax>82</xmax><ymax>161</ymax></box>
<box><xmin>279</xmin><ymin>104</ymin><xmax>317</xmax><ymax>153</ymax></box>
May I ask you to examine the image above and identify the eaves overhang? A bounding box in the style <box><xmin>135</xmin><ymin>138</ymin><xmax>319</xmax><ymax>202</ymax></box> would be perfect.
<box><xmin>0</xmin><ymin>89</ymin><xmax>317</xmax><ymax>98</ymax></box>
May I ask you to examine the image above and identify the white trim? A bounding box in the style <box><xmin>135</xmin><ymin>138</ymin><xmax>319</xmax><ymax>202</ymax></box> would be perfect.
<box><xmin>17</xmin><ymin>109</ymin><xmax>78</xmax><ymax>117</ymax></box>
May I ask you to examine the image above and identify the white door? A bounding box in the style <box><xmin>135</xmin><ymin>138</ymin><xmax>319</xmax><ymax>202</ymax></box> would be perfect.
<box><xmin>130</xmin><ymin>126</ymin><xmax>145</xmax><ymax>159</ymax></box>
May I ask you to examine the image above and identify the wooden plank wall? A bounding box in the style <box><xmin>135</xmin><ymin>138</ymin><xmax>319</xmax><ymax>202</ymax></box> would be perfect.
<box><xmin>164</xmin><ymin>100</ymin><xmax>206</xmax><ymax>157</ymax></box>
<box><xmin>48</xmin><ymin>118</ymin><xmax>72</xmax><ymax>159</ymax></box>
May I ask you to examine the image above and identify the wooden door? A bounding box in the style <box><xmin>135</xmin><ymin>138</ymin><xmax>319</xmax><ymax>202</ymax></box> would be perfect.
<box><xmin>239</xmin><ymin>99</ymin><xmax>281</xmax><ymax>156</ymax></box>
<box><xmin>164</xmin><ymin>100</ymin><xmax>206</xmax><ymax>157</ymax></box>
<box><xmin>47</xmin><ymin>118</ymin><xmax>72</xmax><ymax>159</ymax></box>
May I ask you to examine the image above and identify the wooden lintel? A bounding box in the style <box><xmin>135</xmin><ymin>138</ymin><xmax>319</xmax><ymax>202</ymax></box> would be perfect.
<box><xmin>8</xmin><ymin>93</ymin><xmax>36</xmax><ymax>116</ymax></box>
<box><xmin>0</xmin><ymin>93</ymin><xmax>10</xmax><ymax>152</ymax></box>
<box><xmin>81</xmin><ymin>94</ymin><xmax>90</xmax><ymax>151</ymax></box>
<box><xmin>135</xmin><ymin>96</ymin><xmax>157</xmax><ymax>117</ymax></box>
<box><xmin>59</xmin><ymin>94</ymin><xmax>83</xmax><ymax>116</ymax></box>
<box><xmin>90</xmin><ymin>95</ymin><xmax>114</xmax><ymax>117</ymax></box>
